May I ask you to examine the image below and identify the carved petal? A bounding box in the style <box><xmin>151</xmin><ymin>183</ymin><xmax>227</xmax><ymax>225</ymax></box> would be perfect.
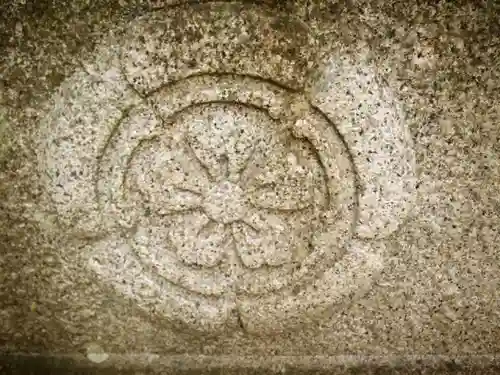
<box><xmin>169</xmin><ymin>212</ymin><xmax>230</xmax><ymax>268</ymax></box>
<box><xmin>232</xmin><ymin>210</ymin><xmax>295</xmax><ymax>268</ymax></box>
<box><xmin>127</xmin><ymin>134</ymin><xmax>211</xmax><ymax>214</ymax></box>
<box><xmin>242</xmin><ymin>135</ymin><xmax>319</xmax><ymax>212</ymax></box>
<box><xmin>306</xmin><ymin>50</ymin><xmax>417</xmax><ymax>239</ymax></box>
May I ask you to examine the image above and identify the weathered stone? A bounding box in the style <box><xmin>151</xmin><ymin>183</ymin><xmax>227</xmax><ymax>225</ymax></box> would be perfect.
<box><xmin>1</xmin><ymin>0</ymin><xmax>500</xmax><ymax>373</ymax></box>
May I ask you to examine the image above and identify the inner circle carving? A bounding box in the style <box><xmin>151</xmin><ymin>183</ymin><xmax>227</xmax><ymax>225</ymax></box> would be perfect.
<box><xmin>97</xmin><ymin>74</ymin><xmax>356</xmax><ymax>297</ymax></box>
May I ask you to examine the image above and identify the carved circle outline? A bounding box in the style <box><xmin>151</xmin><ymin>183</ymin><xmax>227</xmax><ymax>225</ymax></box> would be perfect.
<box><xmin>95</xmin><ymin>72</ymin><xmax>358</xmax><ymax>300</ymax></box>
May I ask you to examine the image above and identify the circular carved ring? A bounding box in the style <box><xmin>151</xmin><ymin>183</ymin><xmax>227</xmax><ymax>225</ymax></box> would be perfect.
<box><xmin>96</xmin><ymin>73</ymin><xmax>355</xmax><ymax>301</ymax></box>
<box><xmin>37</xmin><ymin>2</ymin><xmax>416</xmax><ymax>332</ymax></box>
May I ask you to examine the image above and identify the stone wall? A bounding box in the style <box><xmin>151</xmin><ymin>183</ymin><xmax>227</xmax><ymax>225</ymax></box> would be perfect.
<box><xmin>1</xmin><ymin>0</ymin><xmax>500</xmax><ymax>373</ymax></box>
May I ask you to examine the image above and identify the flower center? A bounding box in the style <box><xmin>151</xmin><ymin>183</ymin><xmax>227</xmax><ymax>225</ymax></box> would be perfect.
<box><xmin>203</xmin><ymin>181</ymin><xmax>246</xmax><ymax>224</ymax></box>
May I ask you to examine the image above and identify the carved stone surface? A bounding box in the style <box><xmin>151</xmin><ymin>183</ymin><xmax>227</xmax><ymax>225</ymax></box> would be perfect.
<box><xmin>4</xmin><ymin>0</ymin><xmax>500</xmax><ymax>366</ymax></box>
<box><xmin>36</xmin><ymin>2</ymin><xmax>416</xmax><ymax>332</ymax></box>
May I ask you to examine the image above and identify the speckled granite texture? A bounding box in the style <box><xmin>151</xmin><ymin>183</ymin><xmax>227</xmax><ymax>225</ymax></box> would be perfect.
<box><xmin>1</xmin><ymin>0</ymin><xmax>500</xmax><ymax>374</ymax></box>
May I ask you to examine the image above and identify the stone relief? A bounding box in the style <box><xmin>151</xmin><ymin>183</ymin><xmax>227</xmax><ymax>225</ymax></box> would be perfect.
<box><xmin>36</xmin><ymin>2</ymin><xmax>416</xmax><ymax>332</ymax></box>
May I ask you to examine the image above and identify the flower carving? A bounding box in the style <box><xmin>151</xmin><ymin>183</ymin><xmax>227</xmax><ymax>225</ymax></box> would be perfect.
<box><xmin>36</xmin><ymin>0</ymin><xmax>418</xmax><ymax>333</ymax></box>
<box><xmin>127</xmin><ymin>104</ymin><xmax>327</xmax><ymax>269</ymax></box>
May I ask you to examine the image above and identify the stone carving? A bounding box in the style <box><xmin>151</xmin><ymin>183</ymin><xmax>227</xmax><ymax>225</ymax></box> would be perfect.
<box><xmin>93</xmin><ymin>73</ymin><xmax>355</xmax><ymax>302</ymax></box>
<box><xmin>36</xmin><ymin>2</ymin><xmax>416</xmax><ymax>332</ymax></box>
<box><xmin>126</xmin><ymin>102</ymin><xmax>326</xmax><ymax>270</ymax></box>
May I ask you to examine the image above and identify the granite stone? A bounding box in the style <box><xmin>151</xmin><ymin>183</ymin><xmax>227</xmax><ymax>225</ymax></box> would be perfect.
<box><xmin>1</xmin><ymin>0</ymin><xmax>500</xmax><ymax>373</ymax></box>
